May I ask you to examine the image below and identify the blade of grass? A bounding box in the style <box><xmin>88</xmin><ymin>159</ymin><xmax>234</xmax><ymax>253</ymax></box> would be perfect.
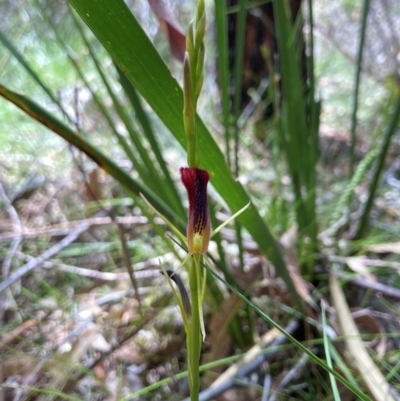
<box><xmin>115</xmin><ymin>64</ymin><xmax>185</xmax><ymax>219</ymax></box>
<box><xmin>349</xmin><ymin>0</ymin><xmax>371</xmax><ymax>175</ymax></box>
<box><xmin>0</xmin><ymin>21</ymin><xmax>27</xmax><ymax>73</ymax></box>
<box><xmin>0</xmin><ymin>84</ymin><xmax>184</xmax><ymax>231</ymax></box>
<box><xmin>355</xmin><ymin>91</ymin><xmax>400</xmax><ymax>240</ymax></box>
<box><xmin>329</xmin><ymin>342</ymin><xmax>362</xmax><ymax>391</ymax></box>
<box><xmin>306</xmin><ymin>0</ymin><xmax>315</xmax><ymax>117</ymax></box>
<box><xmin>321</xmin><ymin>300</ymin><xmax>341</xmax><ymax>400</ymax></box>
<box><xmin>306</xmin><ymin>0</ymin><xmax>319</xmax><ymax>255</ymax></box>
<box><xmin>214</xmin><ymin>0</ymin><xmax>231</xmax><ymax>166</ymax></box>
<box><xmin>231</xmin><ymin>0</ymin><xmax>247</xmax><ymax>275</ymax></box>
<box><xmin>330</xmin><ymin>89</ymin><xmax>397</xmax><ymax>227</ymax></box>
<box><xmin>233</xmin><ymin>0</ymin><xmax>246</xmax><ymax>176</ymax></box>
<box><xmin>68</xmin><ymin>0</ymin><xmax>299</xmax><ymax>305</ymax></box>
<box><xmin>209</xmin><ymin>202</ymin><xmax>229</xmax><ymax>281</ymax></box>
<box><xmin>0</xmin><ymin>29</ymin><xmax>73</xmax><ymax>125</ymax></box>
<box><xmin>274</xmin><ymin>1</ymin><xmax>308</xmax><ymax>193</ymax></box>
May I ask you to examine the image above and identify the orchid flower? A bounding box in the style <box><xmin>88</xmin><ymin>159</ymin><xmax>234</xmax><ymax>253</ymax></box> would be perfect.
<box><xmin>180</xmin><ymin>167</ymin><xmax>211</xmax><ymax>254</ymax></box>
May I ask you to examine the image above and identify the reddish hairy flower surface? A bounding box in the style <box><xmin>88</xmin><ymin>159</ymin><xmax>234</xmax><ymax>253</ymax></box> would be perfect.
<box><xmin>180</xmin><ymin>167</ymin><xmax>211</xmax><ymax>254</ymax></box>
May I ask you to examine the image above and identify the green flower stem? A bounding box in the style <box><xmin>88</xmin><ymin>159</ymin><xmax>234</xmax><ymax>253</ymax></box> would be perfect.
<box><xmin>183</xmin><ymin>55</ymin><xmax>198</xmax><ymax>168</ymax></box>
<box><xmin>187</xmin><ymin>255</ymin><xmax>202</xmax><ymax>400</ymax></box>
<box><xmin>183</xmin><ymin>0</ymin><xmax>205</xmax><ymax>168</ymax></box>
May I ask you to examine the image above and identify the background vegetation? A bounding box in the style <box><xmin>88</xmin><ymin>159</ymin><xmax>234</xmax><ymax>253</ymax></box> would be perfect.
<box><xmin>1</xmin><ymin>0</ymin><xmax>400</xmax><ymax>400</ymax></box>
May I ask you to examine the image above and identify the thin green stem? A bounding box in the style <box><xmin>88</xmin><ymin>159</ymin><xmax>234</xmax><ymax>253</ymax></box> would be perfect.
<box><xmin>183</xmin><ymin>54</ymin><xmax>198</xmax><ymax>167</ymax></box>
<box><xmin>231</xmin><ymin>0</ymin><xmax>247</xmax><ymax>274</ymax></box>
<box><xmin>306</xmin><ymin>0</ymin><xmax>319</xmax><ymax>257</ymax></box>
<box><xmin>355</xmin><ymin>91</ymin><xmax>400</xmax><ymax>240</ymax></box>
<box><xmin>188</xmin><ymin>255</ymin><xmax>202</xmax><ymax>400</ymax></box>
<box><xmin>307</xmin><ymin>0</ymin><xmax>315</xmax><ymax>113</ymax></box>
<box><xmin>349</xmin><ymin>0</ymin><xmax>371</xmax><ymax>175</ymax></box>
<box><xmin>321</xmin><ymin>300</ymin><xmax>340</xmax><ymax>400</ymax></box>
<box><xmin>233</xmin><ymin>0</ymin><xmax>246</xmax><ymax>176</ymax></box>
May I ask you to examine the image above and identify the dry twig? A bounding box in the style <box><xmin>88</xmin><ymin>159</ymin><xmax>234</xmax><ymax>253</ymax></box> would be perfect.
<box><xmin>335</xmin><ymin>270</ymin><xmax>400</xmax><ymax>301</ymax></box>
<box><xmin>0</xmin><ymin>212</ymin><xmax>105</xmax><ymax>293</ymax></box>
<box><xmin>0</xmin><ymin>183</ymin><xmax>23</xmax><ymax>322</ymax></box>
<box><xmin>268</xmin><ymin>352</ymin><xmax>311</xmax><ymax>401</ymax></box>
<box><xmin>0</xmin><ymin>215</ymin><xmax>151</xmax><ymax>241</ymax></box>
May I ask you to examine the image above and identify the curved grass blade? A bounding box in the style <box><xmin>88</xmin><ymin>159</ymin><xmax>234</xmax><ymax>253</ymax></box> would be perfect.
<box><xmin>321</xmin><ymin>300</ymin><xmax>340</xmax><ymax>400</ymax></box>
<box><xmin>0</xmin><ymin>29</ymin><xmax>73</xmax><ymax>125</ymax></box>
<box><xmin>355</xmin><ymin>91</ymin><xmax>400</xmax><ymax>240</ymax></box>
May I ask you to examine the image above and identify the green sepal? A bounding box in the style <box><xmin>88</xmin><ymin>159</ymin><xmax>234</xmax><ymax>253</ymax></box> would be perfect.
<box><xmin>194</xmin><ymin>73</ymin><xmax>204</xmax><ymax>103</ymax></box>
<box><xmin>195</xmin><ymin>0</ymin><xmax>205</xmax><ymax>25</ymax></box>
<box><xmin>196</xmin><ymin>42</ymin><xmax>205</xmax><ymax>78</ymax></box>
<box><xmin>185</xmin><ymin>21</ymin><xmax>195</xmax><ymax>63</ymax></box>
<box><xmin>140</xmin><ymin>194</ymin><xmax>187</xmax><ymax>245</ymax></box>
<box><xmin>195</xmin><ymin>14</ymin><xmax>206</xmax><ymax>53</ymax></box>
<box><xmin>211</xmin><ymin>202</ymin><xmax>251</xmax><ymax>238</ymax></box>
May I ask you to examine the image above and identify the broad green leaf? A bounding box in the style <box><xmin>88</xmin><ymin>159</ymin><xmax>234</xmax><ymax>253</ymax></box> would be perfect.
<box><xmin>68</xmin><ymin>0</ymin><xmax>298</xmax><ymax>303</ymax></box>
